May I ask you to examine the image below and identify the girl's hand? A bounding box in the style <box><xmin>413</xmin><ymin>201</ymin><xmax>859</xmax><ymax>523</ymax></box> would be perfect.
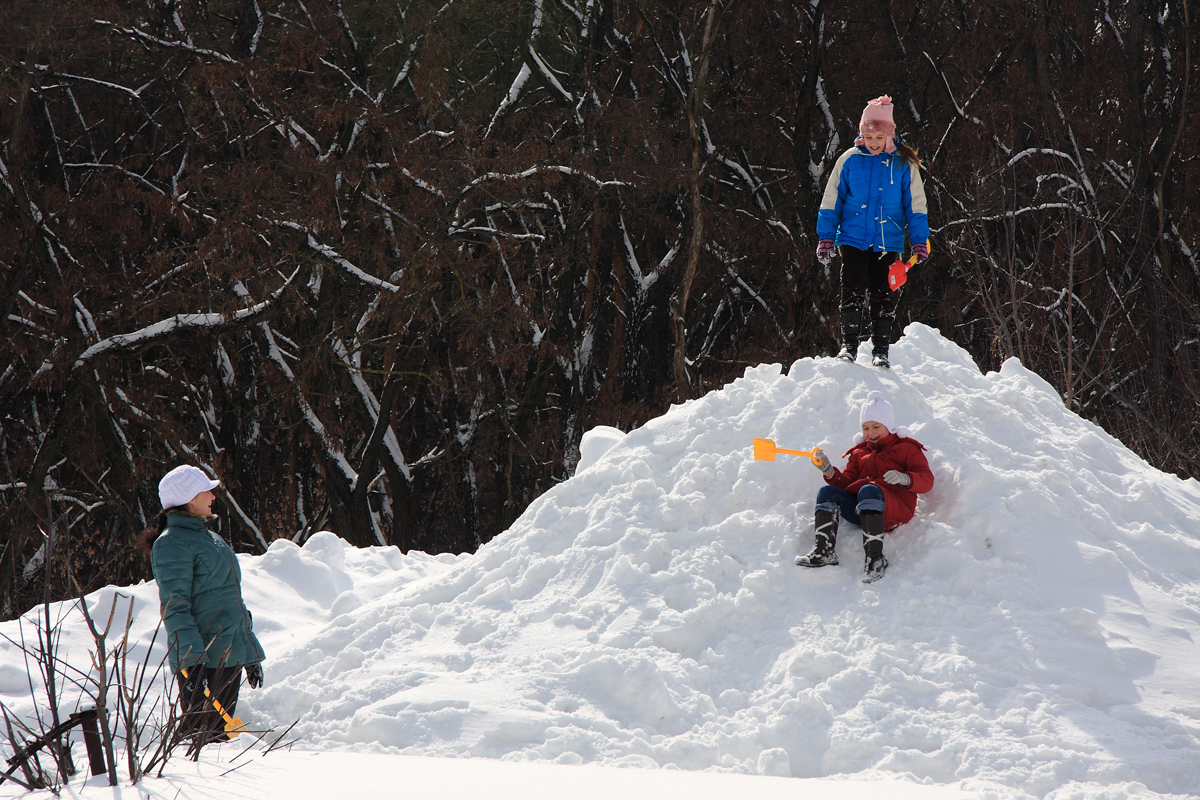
<box><xmin>816</xmin><ymin>239</ymin><xmax>835</xmax><ymax>265</ymax></box>
<box><xmin>911</xmin><ymin>243</ymin><xmax>929</xmax><ymax>263</ymax></box>
<box><xmin>884</xmin><ymin>470</ymin><xmax>911</xmax><ymax>486</ymax></box>
<box><xmin>245</xmin><ymin>663</ymin><xmax>264</xmax><ymax>689</ymax></box>
<box><xmin>812</xmin><ymin>447</ymin><xmax>834</xmax><ymax>475</ymax></box>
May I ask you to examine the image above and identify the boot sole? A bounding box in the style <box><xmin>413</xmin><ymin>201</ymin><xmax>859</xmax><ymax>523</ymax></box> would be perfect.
<box><xmin>861</xmin><ymin>557</ymin><xmax>889</xmax><ymax>582</ymax></box>
<box><xmin>795</xmin><ymin>556</ymin><xmax>839</xmax><ymax>567</ymax></box>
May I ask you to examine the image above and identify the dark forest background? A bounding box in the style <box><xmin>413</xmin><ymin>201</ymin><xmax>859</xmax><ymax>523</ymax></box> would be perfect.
<box><xmin>2</xmin><ymin>0</ymin><xmax>1196</xmax><ymax>619</ymax></box>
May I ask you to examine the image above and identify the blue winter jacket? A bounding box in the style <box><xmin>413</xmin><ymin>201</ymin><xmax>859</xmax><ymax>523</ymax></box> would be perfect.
<box><xmin>151</xmin><ymin>514</ymin><xmax>265</xmax><ymax>673</ymax></box>
<box><xmin>816</xmin><ymin>145</ymin><xmax>930</xmax><ymax>253</ymax></box>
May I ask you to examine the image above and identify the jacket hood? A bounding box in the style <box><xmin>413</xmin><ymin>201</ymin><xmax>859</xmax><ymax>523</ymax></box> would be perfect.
<box><xmin>164</xmin><ymin>512</ymin><xmax>208</xmax><ymax>529</ymax></box>
<box><xmin>853</xmin><ymin>425</ymin><xmax>911</xmax><ymax>446</ymax></box>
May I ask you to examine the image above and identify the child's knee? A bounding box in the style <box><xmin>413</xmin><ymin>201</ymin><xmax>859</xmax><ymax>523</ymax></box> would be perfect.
<box><xmin>856</xmin><ymin>485</ymin><xmax>886</xmax><ymax>515</ymax></box>
<box><xmin>815</xmin><ymin>485</ymin><xmax>840</xmax><ymax>504</ymax></box>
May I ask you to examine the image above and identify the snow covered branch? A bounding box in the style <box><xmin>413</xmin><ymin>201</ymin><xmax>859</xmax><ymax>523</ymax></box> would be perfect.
<box><xmin>94</xmin><ymin>20</ymin><xmax>238</xmax><ymax>64</ymax></box>
<box><xmin>270</xmin><ymin>221</ymin><xmax>401</xmax><ymax>293</ymax></box>
<box><xmin>72</xmin><ymin>269</ymin><xmax>299</xmax><ymax>369</ymax></box>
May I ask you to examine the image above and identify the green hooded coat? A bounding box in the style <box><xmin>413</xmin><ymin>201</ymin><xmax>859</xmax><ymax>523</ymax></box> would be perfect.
<box><xmin>150</xmin><ymin>514</ymin><xmax>266</xmax><ymax>673</ymax></box>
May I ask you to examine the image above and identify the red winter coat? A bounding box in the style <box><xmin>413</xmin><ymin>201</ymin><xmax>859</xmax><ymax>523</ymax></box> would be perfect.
<box><xmin>825</xmin><ymin>431</ymin><xmax>933</xmax><ymax>530</ymax></box>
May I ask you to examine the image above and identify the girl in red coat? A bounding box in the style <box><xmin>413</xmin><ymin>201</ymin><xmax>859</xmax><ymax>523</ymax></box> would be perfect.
<box><xmin>796</xmin><ymin>391</ymin><xmax>934</xmax><ymax>582</ymax></box>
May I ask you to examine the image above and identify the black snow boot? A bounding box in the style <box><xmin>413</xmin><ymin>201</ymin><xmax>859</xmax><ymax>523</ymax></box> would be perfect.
<box><xmin>870</xmin><ymin>317</ymin><xmax>891</xmax><ymax>369</ymax></box>
<box><xmin>837</xmin><ymin>308</ymin><xmax>863</xmax><ymax>362</ymax></box>
<box><xmin>796</xmin><ymin>510</ymin><xmax>839</xmax><ymax>567</ymax></box>
<box><xmin>860</xmin><ymin>512</ymin><xmax>888</xmax><ymax>583</ymax></box>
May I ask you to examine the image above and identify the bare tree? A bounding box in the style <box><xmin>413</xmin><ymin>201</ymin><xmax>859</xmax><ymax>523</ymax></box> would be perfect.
<box><xmin>1</xmin><ymin>0</ymin><xmax>1196</xmax><ymax>619</ymax></box>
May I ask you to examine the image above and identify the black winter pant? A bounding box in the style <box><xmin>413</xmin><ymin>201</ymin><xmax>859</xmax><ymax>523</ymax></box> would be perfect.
<box><xmin>839</xmin><ymin>246</ymin><xmax>896</xmax><ymax>324</ymax></box>
<box><xmin>175</xmin><ymin>665</ymin><xmax>242</xmax><ymax>746</ymax></box>
<box><xmin>839</xmin><ymin>246</ymin><xmax>897</xmax><ymax>354</ymax></box>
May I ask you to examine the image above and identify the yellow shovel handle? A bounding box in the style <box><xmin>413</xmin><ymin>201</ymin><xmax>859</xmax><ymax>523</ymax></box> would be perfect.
<box><xmin>783</xmin><ymin>448</ymin><xmax>822</xmax><ymax>465</ymax></box>
<box><xmin>180</xmin><ymin>668</ymin><xmax>248</xmax><ymax>738</ymax></box>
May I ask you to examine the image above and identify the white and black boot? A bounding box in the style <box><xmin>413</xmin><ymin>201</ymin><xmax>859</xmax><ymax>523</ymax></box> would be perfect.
<box><xmin>860</xmin><ymin>512</ymin><xmax>888</xmax><ymax>582</ymax></box>
<box><xmin>796</xmin><ymin>510</ymin><xmax>839</xmax><ymax>567</ymax></box>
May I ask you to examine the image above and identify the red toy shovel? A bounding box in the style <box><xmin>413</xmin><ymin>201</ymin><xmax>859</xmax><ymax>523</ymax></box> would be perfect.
<box><xmin>888</xmin><ymin>254</ymin><xmax>918</xmax><ymax>291</ymax></box>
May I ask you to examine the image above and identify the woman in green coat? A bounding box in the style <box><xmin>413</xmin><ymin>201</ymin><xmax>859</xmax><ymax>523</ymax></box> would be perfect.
<box><xmin>142</xmin><ymin>465</ymin><xmax>265</xmax><ymax>746</ymax></box>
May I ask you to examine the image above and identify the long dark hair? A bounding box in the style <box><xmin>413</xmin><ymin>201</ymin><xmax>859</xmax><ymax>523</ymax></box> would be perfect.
<box><xmin>139</xmin><ymin>507</ymin><xmax>187</xmax><ymax>560</ymax></box>
<box><xmin>896</xmin><ymin>140</ymin><xmax>922</xmax><ymax>167</ymax></box>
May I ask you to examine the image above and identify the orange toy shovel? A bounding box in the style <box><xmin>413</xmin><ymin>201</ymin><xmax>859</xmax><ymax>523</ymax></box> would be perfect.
<box><xmin>887</xmin><ymin>254</ymin><xmax>919</xmax><ymax>291</ymax></box>
<box><xmin>753</xmin><ymin>437</ymin><xmax>822</xmax><ymax>465</ymax></box>
<box><xmin>180</xmin><ymin>668</ymin><xmax>248</xmax><ymax>739</ymax></box>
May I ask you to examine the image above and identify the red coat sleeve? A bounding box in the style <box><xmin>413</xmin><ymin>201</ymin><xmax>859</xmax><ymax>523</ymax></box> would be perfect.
<box><xmin>898</xmin><ymin>442</ymin><xmax>934</xmax><ymax>494</ymax></box>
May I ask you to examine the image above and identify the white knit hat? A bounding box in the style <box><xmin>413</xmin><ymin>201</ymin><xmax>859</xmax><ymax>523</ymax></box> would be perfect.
<box><xmin>158</xmin><ymin>465</ymin><xmax>220</xmax><ymax>510</ymax></box>
<box><xmin>859</xmin><ymin>391</ymin><xmax>896</xmax><ymax>433</ymax></box>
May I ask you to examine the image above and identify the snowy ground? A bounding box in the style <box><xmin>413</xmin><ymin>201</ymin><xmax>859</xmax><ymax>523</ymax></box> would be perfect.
<box><xmin>3</xmin><ymin>323</ymin><xmax>1199</xmax><ymax>800</ymax></box>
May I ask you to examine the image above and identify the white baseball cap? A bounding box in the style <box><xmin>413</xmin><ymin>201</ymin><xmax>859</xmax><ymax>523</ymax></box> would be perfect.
<box><xmin>158</xmin><ymin>465</ymin><xmax>220</xmax><ymax>510</ymax></box>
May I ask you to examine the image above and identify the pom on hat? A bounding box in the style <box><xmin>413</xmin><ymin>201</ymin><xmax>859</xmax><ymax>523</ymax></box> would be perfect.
<box><xmin>855</xmin><ymin>95</ymin><xmax>898</xmax><ymax>154</ymax></box>
<box><xmin>158</xmin><ymin>465</ymin><xmax>220</xmax><ymax>510</ymax></box>
<box><xmin>859</xmin><ymin>390</ymin><xmax>897</xmax><ymax>433</ymax></box>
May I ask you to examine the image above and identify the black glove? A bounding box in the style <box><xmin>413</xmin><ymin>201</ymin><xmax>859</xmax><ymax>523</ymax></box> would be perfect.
<box><xmin>244</xmin><ymin>663</ymin><xmax>264</xmax><ymax>689</ymax></box>
<box><xmin>182</xmin><ymin>666</ymin><xmax>208</xmax><ymax>696</ymax></box>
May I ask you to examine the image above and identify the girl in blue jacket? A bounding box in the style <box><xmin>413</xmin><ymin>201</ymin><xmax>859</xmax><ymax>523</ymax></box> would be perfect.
<box><xmin>816</xmin><ymin>95</ymin><xmax>930</xmax><ymax>368</ymax></box>
<box><xmin>141</xmin><ymin>465</ymin><xmax>265</xmax><ymax>748</ymax></box>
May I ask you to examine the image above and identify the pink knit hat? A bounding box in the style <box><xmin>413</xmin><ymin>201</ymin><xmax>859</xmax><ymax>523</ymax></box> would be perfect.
<box><xmin>855</xmin><ymin>95</ymin><xmax>897</xmax><ymax>154</ymax></box>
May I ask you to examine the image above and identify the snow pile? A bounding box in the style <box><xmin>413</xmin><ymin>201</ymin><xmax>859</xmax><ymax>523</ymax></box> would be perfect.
<box><xmin>3</xmin><ymin>324</ymin><xmax>1199</xmax><ymax>800</ymax></box>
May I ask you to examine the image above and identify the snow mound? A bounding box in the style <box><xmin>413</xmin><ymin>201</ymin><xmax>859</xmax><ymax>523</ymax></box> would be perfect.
<box><xmin>576</xmin><ymin>425</ymin><xmax>627</xmax><ymax>472</ymax></box>
<box><xmin>4</xmin><ymin>324</ymin><xmax>1199</xmax><ymax>800</ymax></box>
